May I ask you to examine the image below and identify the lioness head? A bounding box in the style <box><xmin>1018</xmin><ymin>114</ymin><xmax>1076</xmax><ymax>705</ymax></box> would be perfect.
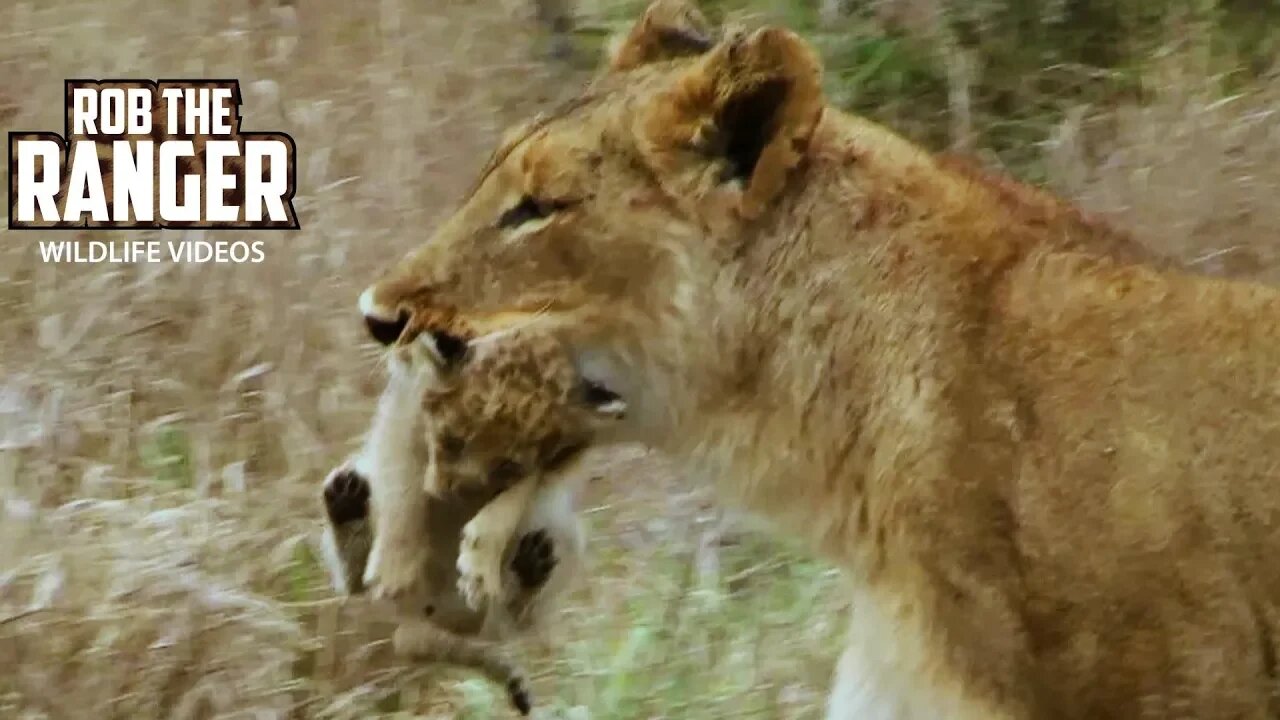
<box><xmin>359</xmin><ymin>0</ymin><xmax>825</xmax><ymax>409</ymax></box>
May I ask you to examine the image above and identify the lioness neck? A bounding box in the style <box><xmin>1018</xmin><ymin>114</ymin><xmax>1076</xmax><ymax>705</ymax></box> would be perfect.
<box><xmin>630</xmin><ymin>108</ymin><xmax>1151</xmax><ymax>571</ymax></box>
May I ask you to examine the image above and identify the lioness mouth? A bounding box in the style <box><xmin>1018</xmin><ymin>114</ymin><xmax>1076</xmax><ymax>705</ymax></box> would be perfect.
<box><xmin>415</xmin><ymin>319</ymin><xmax>630</xmax><ymax>421</ymax></box>
<box><xmin>365</xmin><ymin>309</ymin><xmax>411</xmax><ymax>347</ymax></box>
<box><xmin>423</xmin><ymin>330</ymin><xmax>470</xmax><ymax>367</ymax></box>
<box><xmin>579</xmin><ymin>378</ymin><xmax>626</xmax><ymax>417</ymax></box>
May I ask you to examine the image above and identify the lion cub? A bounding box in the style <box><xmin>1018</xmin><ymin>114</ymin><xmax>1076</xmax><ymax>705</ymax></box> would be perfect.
<box><xmin>322</xmin><ymin>464</ymin><xmax>540</xmax><ymax>714</ymax></box>
<box><xmin>357</xmin><ymin>327</ymin><xmax>625</xmax><ymax>616</ymax></box>
<box><xmin>415</xmin><ymin>329</ymin><xmax>626</xmax><ymax>610</ymax></box>
<box><xmin>321</xmin><ymin>330</ymin><xmax>625</xmax><ymax>714</ymax></box>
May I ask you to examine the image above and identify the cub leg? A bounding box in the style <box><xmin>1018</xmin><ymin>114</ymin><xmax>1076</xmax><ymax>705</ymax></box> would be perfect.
<box><xmin>320</xmin><ymin>462</ymin><xmax>373</xmax><ymax>595</ymax></box>
<box><xmin>500</xmin><ymin>475</ymin><xmax>587</xmax><ymax>631</ymax></box>
<box><xmin>458</xmin><ymin>475</ymin><xmax>541</xmax><ymax>611</ymax></box>
<box><xmin>361</xmin><ymin>370</ymin><xmax>432</xmax><ymax>607</ymax></box>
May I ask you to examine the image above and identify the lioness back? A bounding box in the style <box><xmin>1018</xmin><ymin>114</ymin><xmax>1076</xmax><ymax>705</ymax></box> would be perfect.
<box><xmin>983</xmin><ymin>251</ymin><xmax>1280</xmax><ymax>717</ymax></box>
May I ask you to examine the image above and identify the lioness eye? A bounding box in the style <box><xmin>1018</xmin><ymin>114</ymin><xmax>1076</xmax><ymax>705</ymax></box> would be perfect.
<box><xmin>496</xmin><ymin>195</ymin><xmax>571</xmax><ymax>229</ymax></box>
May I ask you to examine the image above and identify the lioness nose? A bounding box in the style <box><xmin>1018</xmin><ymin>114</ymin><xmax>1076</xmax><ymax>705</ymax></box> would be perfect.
<box><xmin>359</xmin><ymin>286</ymin><xmax>408</xmax><ymax>346</ymax></box>
<box><xmin>365</xmin><ymin>311</ymin><xmax>409</xmax><ymax>346</ymax></box>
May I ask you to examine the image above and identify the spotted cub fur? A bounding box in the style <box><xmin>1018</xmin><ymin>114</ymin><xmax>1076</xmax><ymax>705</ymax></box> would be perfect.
<box><xmin>322</xmin><ymin>329</ymin><xmax>624</xmax><ymax>715</ymax></box>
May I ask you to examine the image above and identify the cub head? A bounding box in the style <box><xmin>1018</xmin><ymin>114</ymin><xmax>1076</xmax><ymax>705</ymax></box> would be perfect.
<box><xmin>358</xmin><ymin>0</ymin><xmax>826</xmax><ymax>402</ymax></box>
<box><xmin>419</xmin><ymin>329</ymin><xmax>627</xmax><ymax>496</ymax></box>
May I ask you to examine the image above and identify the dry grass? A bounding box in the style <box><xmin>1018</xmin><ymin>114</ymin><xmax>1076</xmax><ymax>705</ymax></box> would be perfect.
<box><xmin>0</xmin><ymin>1</ymin><xmax>843</xmax><ymax>717</ymax></box>
<box><xmin>1</xmin><ymin>1</ymin><xmax>1278</xmax><ymax>718</ymax></box>
<box><xmin>1044</xmin><ymin>59</ymin><xmax>1280</xmax><ymax>283</ymax></box>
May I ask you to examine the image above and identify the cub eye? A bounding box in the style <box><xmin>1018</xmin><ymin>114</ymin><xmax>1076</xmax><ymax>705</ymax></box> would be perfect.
<box><xmin>439</xmin><ymin>434</ymin><xmax>465</xmax><ymax>459</ymax></box>
<box><xmin>496</xmin><ymin>195</ymin><xmax>572</xmax><ymax>229</ymax></box>
<box><xmin>489</xmin><ymin>458</ymin><xmax>524</xmax><ymax>486</ymax></box>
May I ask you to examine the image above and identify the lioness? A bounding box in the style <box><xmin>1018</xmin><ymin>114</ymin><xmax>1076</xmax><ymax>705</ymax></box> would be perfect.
<box><xmin>355</xmin><ymin>1</ymin><xmax>1280</xmax><ymax>718</ymax></box>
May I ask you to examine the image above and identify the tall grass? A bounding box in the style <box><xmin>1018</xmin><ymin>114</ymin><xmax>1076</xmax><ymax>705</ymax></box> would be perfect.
<box><xmin>1044</xmin><ymin>61</ymin><xmax>1280</xmax><ymax>282</ymax></box>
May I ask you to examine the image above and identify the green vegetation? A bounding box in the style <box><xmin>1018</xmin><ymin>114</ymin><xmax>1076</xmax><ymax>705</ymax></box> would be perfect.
<box><xmin>581</xmin><ymin>0</ymin><xmax>1278</xmax><ymax>177</ymax></box>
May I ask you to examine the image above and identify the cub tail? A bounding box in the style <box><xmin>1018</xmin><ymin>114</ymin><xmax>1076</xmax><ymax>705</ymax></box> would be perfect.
<box><xmin>392</xmin><ymin>621</ymin><xmax>533</xmax><ymax>716</ymax></box>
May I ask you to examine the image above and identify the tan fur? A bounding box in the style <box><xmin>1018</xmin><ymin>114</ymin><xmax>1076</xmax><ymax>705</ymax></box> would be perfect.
<box><xmin>419</xmin><ymin>329</ymin><xmax>625</xmax><ymax>496</ymax></box>
<box><xmin>320</xmin><ymin>344</ymin><xmax>606</xmax><ymax>715</ymax></box>
<box><xmin>356</xmin><ymin>3</ymin><xmax>1280</xmax><ymax>718</ymax></box>
<box><xmin>357</xmin><ymin>355</ymin><xmax>432</xmax><ymax>609</ymax></box>
<box><xmin>410</xmin><ymin>328</ymin><xmax>622</xmax><ymax>612</ymax></box>
<box><xmin>458</xmin><ymin>474</ymin><xmax>543</xmax><ymax>614</ymax></box>
<box><xmin>606</xmin><ymin>0</ymin><xmax>713</xmax><ymax>73</ymax></box>
<box><xmin>320</xmin><ymin>458</ymin><xmax>538</xmax><ymax>716</ymax></box>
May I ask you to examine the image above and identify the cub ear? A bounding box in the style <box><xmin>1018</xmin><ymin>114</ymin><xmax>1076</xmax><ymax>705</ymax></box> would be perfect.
<box><xmin>640</xmin><ymin>26</ymin><xmax>825</xmax><ymax>220</ymax></box>
<box><xmin>606</xmin><ymin>0</ymin><xmax>715</xmax><ymax>72</ymax></box>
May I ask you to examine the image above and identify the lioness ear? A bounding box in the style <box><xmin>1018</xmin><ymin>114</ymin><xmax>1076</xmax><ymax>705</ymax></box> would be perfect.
<box><xmin>641</xmin><ymin>26</ymin><xmax>825</xmax><ymax>220</ymax></box>
<box><xmin>606</xmin><ymin>0</ymin><xmax>715</xmax><ymax>72</ymax></box>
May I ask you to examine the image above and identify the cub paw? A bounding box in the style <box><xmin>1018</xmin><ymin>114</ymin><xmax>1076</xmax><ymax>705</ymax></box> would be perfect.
<box><xmin>323</xmin><ymin>468</ymin><xmax>370</xmax><ymax>525</ymax></box>
<box><xmin>368</xmin><ymin>555</ymin><xmax>426</xmax><ymax>608</ymax></box>
<box><xmin>362</xmin><ymin>536</ymin><xmax>427</xmax><ymax>609</ymax></box>
<box><xmin>457</xmin><ymin>521</ymin><xmax>505</xmax><ymax>611</ymax></box>
<box><xmin>510</xmin><ymin>530</ymin><xmax>558</xmax><ymax>590</ymax></box>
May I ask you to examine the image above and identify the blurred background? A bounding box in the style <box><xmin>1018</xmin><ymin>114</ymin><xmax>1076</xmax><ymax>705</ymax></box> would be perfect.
<box><xmin>1</xmin><ymin>1</ymin><xmax>1277</xmax><ymax>717</ymax></box>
